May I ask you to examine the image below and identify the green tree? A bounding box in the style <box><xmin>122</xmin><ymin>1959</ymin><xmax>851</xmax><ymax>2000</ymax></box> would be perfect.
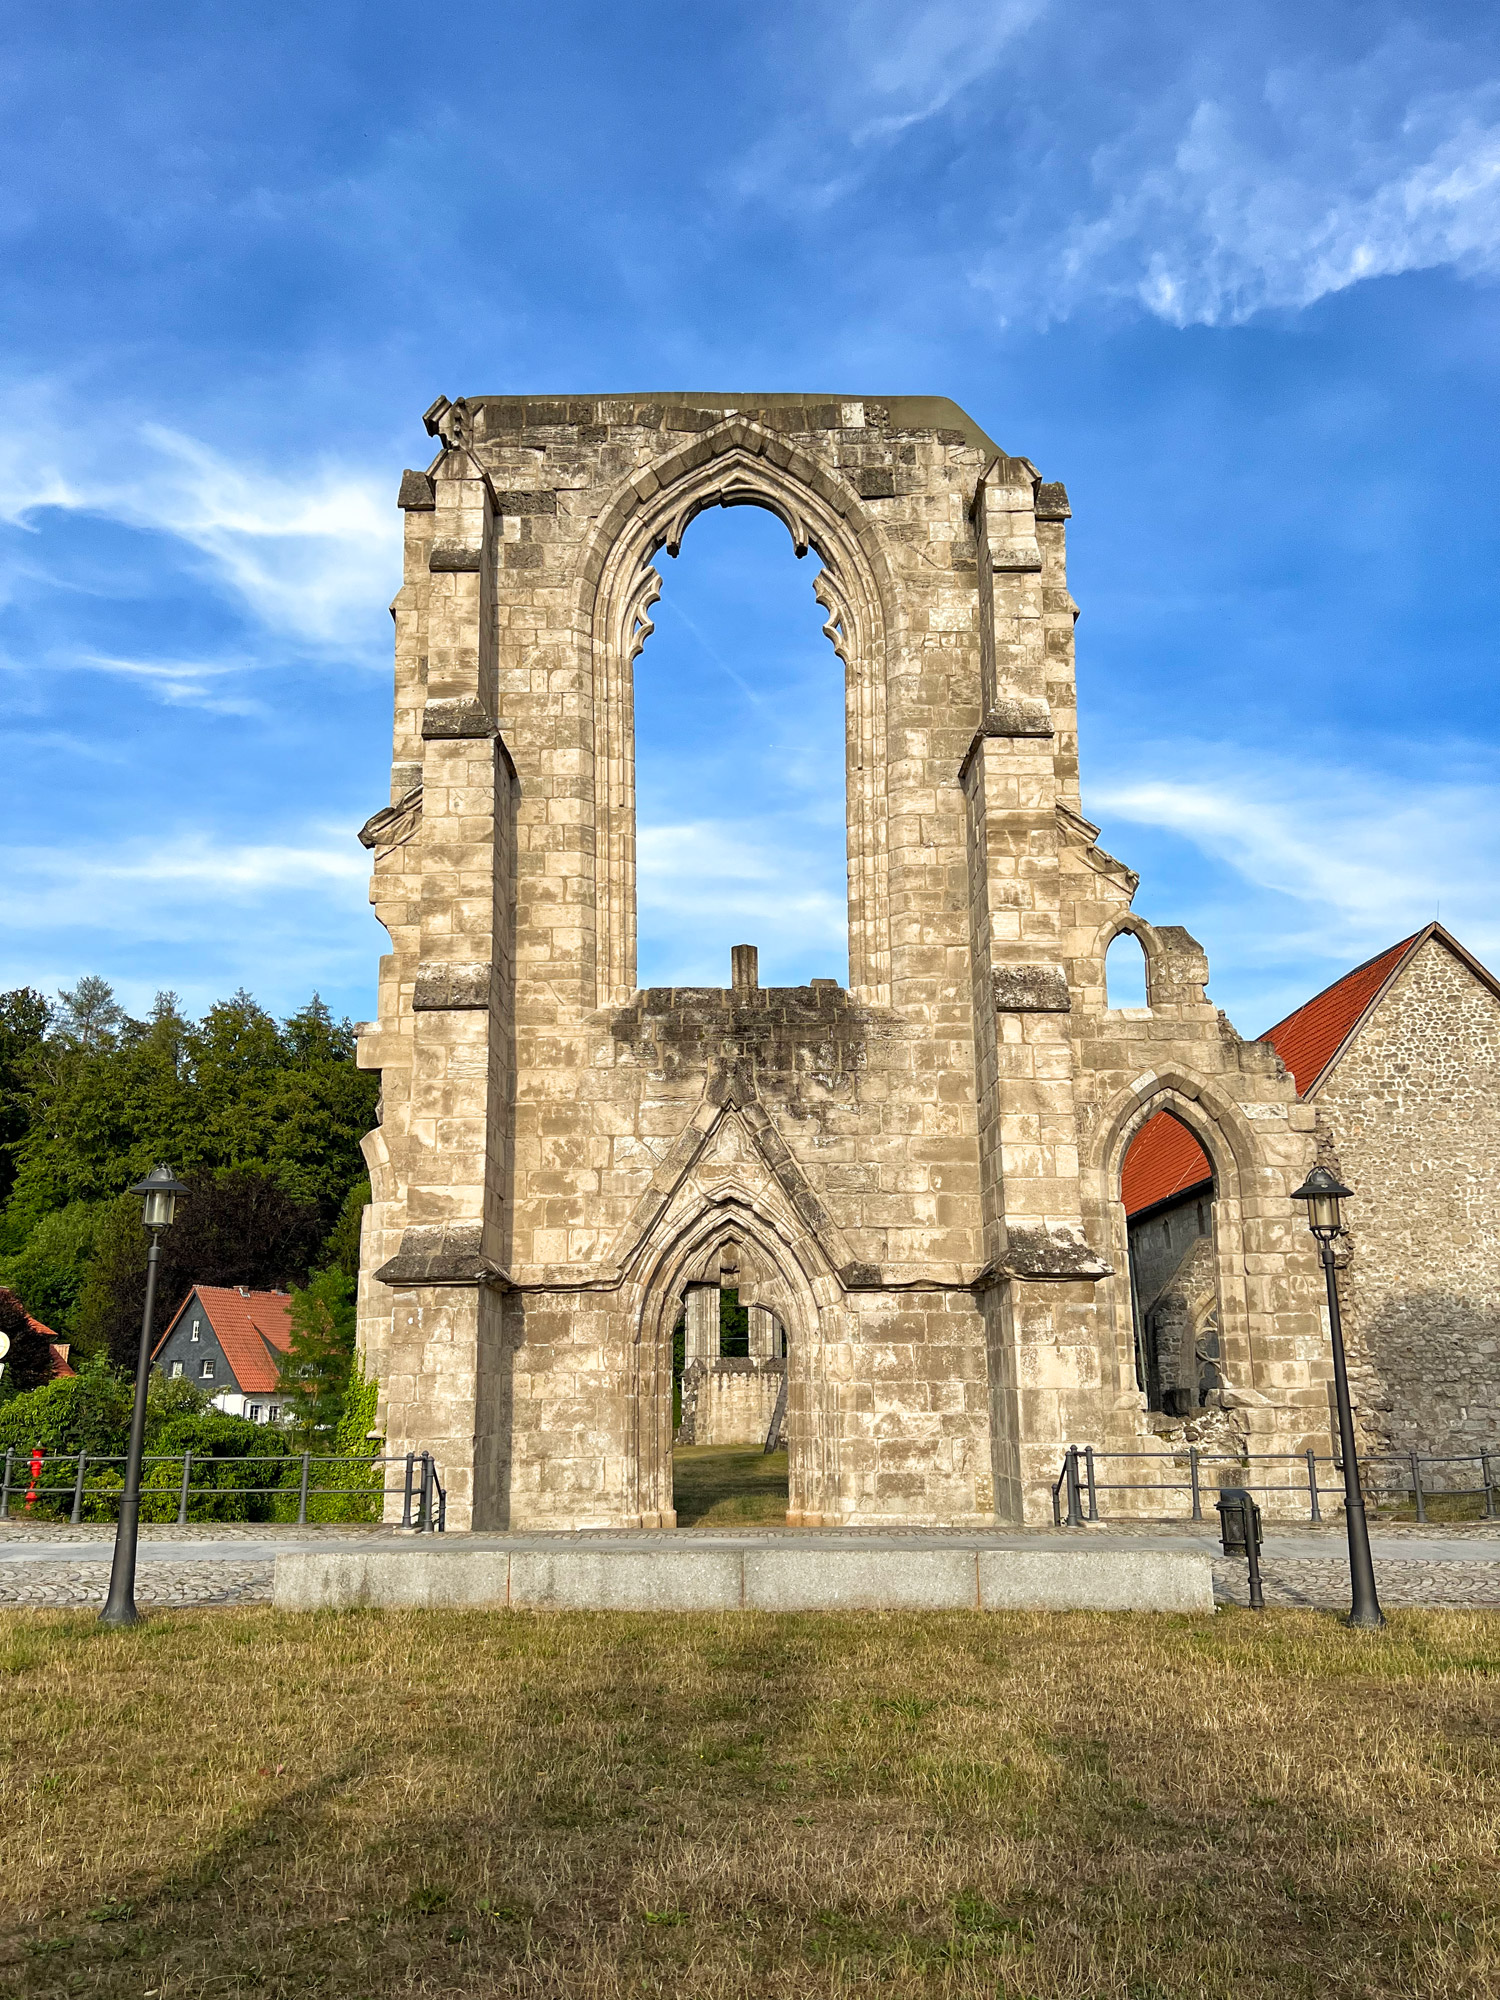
<box><xmin>0</xmin><ymin>1285</ymin><xmax>53</xmax><ymax>1395</ymax></box>
<box><xmin>0</xmin><ymin>1201</ymin><xmax>103</xmax><ymax>1339</ymax></box>
<box><xmin>0</xmin><ymin>1354</ymin><xmax>134</xmax><ymax>1456</ymax></box>
<box><xmin>278</xmin><ymin>1266</ymin><xmax>357</xmax><ymax>1436</ymax></box>
<box><xmin>320</xmin><ymin>1178</ymin><xmax>370</xmax><ymax>1277</ymax></box>
<box><xmin>77</xmin><ymin>1171</ymin><xmax>325</xmax><ymax>1372</ymax></box>
<box><xmin>0</xmin><ymin>988</ymin><xmax>49</xmax><ymax>1215</ymax></box>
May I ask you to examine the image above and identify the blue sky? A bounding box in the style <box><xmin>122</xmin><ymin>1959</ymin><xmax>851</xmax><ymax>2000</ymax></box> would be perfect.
<box><xmin>2</xmin><ymin>0</ymin><xmax>1497</xmax><ymax>1033</ymax></box>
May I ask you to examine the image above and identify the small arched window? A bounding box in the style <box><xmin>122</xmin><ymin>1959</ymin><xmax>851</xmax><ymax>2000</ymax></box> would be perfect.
<box><xmin>1105</xmin><ymin>930</ymin><xmax>1149</xmax><ymax>1009</ymax></box>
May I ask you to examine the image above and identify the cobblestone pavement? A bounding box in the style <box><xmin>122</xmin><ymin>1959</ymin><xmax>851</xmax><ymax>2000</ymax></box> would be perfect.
<box><xmin>1211</xmin><ymin>1558</ymin><xmax>1500</xmax><ymax>1610</ymax></box>
<box><xmin>0</xmin><ymin>1561</ymin><xmax>273</xmax><ymax>1608</ymax></box>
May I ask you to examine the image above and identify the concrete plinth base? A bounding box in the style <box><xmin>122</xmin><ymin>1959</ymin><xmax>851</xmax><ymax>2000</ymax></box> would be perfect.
<box><xmin>272</xmin><ymin>1534</ymin><xmax>1212</xmax><ymax>1614</ymax></box>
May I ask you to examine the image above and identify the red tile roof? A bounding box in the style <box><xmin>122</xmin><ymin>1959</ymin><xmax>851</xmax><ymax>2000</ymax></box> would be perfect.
<box><xmin>25</xmin><ymin>1316</ymin><xmax>74</xmax><ymax>1379</ymax></box>
<box><xmin>1260</xmin><ymin>934</ymin><xmax>1422</xmax><ymax>1096</ymax></box>
<box><xmin>153</xmin><ymin>1286</ymin><xmax>295</xmax><ymax>1394</ymax></box>
<box><xmin>1122</xmin><ymin>1111</ymin><xmax>1214</xmax><ymax>1218</ymax></box>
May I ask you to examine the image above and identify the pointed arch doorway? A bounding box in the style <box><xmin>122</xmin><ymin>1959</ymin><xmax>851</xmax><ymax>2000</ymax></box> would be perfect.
<box><xmin>1121</xmin><ymin>1110</ymin><xmax>1224</xmax><ymax>1416</ymax></box>
<box><xmin>631</xmin><ymin>1202</ymin><xmax>824</xmax><ymax>1529</ymax></box>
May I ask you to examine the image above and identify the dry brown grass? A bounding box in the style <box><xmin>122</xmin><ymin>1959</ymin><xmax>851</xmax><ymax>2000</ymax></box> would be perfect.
<box><xmin>1</xmin><ymin>1607</ymin><xmax>1497</xmax><ymax>1998</ymax></box>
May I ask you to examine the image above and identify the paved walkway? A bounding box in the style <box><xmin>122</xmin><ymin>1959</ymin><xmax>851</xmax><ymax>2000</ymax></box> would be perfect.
<box><xmin>3</xmin><ymin>1520</ymin><xmax>1498</xmax><ymax>1612</ymax></box>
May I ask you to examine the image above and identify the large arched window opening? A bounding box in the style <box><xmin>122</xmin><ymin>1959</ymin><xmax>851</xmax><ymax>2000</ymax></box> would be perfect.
<box><xmin>633</xmin><ymin>504</ymin><xmax>850</xmax><ymax>989</ymax></box>
<box><xmin>1122</xmin><ymin>1110</ymin><xmax>1224</xmax><ymax>1415</ymax></box>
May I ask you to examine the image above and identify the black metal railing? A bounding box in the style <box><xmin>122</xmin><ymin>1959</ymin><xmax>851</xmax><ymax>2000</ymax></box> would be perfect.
<box><xmin>1049</xmin><ymin>1443</ymin><xmax>1498</xmax><ymax>1526</ymax></box>
<box><xmin>0</xmin><ymin>1445</ymin><xmax>446</xmax><ymax>1532</ymax></box>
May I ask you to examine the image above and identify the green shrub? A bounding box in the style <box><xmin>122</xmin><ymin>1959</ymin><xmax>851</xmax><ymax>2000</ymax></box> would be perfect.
<box><xmin>0</xmin><ymin>1359</ymin><xmax>132</xmax><ymax>1459</ymax></box>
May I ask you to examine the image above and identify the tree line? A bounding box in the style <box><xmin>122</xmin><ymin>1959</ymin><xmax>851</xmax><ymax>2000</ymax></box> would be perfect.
<box><xmin>0</xmin><ymin>976</ymin><xmax>378</xmax><ymax>1436</ymax></box>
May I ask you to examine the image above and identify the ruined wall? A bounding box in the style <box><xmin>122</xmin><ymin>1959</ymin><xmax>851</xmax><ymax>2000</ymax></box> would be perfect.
<box><xmin>1312</xmin><ymin>936</ymin><xmax>1500</xmax><ymax>1467</ymax></box>
<box><xmin>355</xmin><ymin>390</ymin><xmax>1334</xmax><ymax>1530</ymax></box>
<box><xmin>681</xmin><ymin>1357</ymin><xmax>784</xmax><ymax>1447</ymax></box>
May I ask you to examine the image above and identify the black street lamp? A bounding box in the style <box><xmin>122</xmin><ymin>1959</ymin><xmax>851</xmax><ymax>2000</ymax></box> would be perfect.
<box><xmin>99</xmin><ymin>1164</ymin><xmax>188</xmax><ymax>1629</ymax></box>
<box><xmin>1291</xmin><ymin>1164</ymin><xmax>1384</xmax><ymax>1629</ymax></box>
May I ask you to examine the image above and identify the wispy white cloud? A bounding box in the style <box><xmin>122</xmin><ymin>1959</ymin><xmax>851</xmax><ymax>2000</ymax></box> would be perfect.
<box><xmin>0</xmin><ymin>829</ymin><xmax>365</xmax><ymax>931</ymax></box>
<box><xmin>637</xmin><ymin>820</ymin><xmax>847</xmax><ymax>983</ymax></box>
<box><xmin>0</xmin><ymin>388</ymin><xmax>399</xmax><ymax>650</ymax></box>
<box><xmin>727</xmin><ymin>0</ymin><xmax>1047</xmax><ymax>206</ymax></box>
<box><xmin>1050</xmin><ymin>77</ymin><xmax>1500</xmax><ymax>326</ymax></box>
<box><xmin>63</xmin><ymin>652</ymin><xmax>263</xmax><ymax>715</ymax></box>
<box><xmin>1088</xmin><ymin>747</ymin><xmax>1500</xmax><ymax>1022</ymax></box>
<box><xmin>845</xmin><ymin>0</ymin><xmax>1048</xmax><ymax>143</ymax></box>
<box><xmin>0</xmin><ymin>826</ymin><xmax>377</xmax><ymax>1015</ymax></box>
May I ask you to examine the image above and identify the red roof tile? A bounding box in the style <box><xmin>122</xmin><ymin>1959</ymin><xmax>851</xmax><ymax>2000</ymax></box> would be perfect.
<box><xmin>1260</xmin><ymin>934</ymin><xmax>1422</xmax><ymax>1096</ymax></box>
<box><xmin>153</xmin><ymin>1285</ymin><xmax>295</xmax><ymax>1395</ymax></box>
<box><xmin>1122</xmin><ymin>1111</ymin><xmax>1214</xmax><ymax>1217</ymax></box>
<box><xmin>25</xmin><ymin>1316</ymin><xmax>74</xmax><ymax>1379</ymax></box>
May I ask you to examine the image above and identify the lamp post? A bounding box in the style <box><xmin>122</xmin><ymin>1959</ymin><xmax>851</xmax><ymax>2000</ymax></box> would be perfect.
<box><xmin>1291</xmin><ymin>1164</ymin><xmax>1383</xmax><ymax>1629</ymax></box>
<box><xmin>99</xmin><ymin>1164</ymin><xmax>188</xmax><ymax>1629</ymax></box>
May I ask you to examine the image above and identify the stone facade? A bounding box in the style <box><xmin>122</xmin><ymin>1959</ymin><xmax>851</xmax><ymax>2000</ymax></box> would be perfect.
<box><xmin>1307</xmin><ymin>931</ymin><xmax>1500</xmax><ymax>1469</ymax></box>
<box><xmin>355</xmin><ymin>391</ymin><xmax>1335</xmax><ymax>1530</ymax></box>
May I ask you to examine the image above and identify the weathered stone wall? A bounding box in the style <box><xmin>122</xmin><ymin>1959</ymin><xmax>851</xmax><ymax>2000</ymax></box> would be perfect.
<box><xmin>356</xmin><ymin>390</ymin><xmax>1335</xmax><ymax>1530</ymax></box>
<box><xmin>1312</xmin><ymin>936</ymin><xmax>1500</xmax><ymax>1470</ymax></box>
<box><xmin>681</xmin><ymin>1357</ymin><xmax>784</xmax><ymax>1447</ymax></box>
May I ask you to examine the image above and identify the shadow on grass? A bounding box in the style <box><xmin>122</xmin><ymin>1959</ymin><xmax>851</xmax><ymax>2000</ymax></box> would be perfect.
<box><xmin>672</xmin><ymin>1447</ymin><xmax>788</xmax><ymax>1527</ymax></box>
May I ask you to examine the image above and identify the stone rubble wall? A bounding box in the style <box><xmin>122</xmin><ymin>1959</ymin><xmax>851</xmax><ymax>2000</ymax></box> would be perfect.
<box><xmin>1312</xmin><ymin>935</ymin><xmax>1500</xmax><ymax>1478</ymax></box>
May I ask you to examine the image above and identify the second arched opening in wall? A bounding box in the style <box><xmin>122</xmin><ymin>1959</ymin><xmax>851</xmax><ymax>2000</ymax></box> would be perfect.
<box><xmin>1122</xmin><ymin>1109</ymin><xmax>1224</xmax><ymax>1415</ymax></box>
<box><xmin>1105</xmin><ymin>928</ymin><xmax>1149</xmax><ymax>1009</ymax></box>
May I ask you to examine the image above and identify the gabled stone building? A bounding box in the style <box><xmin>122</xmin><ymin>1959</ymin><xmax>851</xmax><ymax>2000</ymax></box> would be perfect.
<box><xmin>354</xmin><ymin>391</ymin><xmax>1336</xmax><ymax>1530</ymax></box>
<box><xmin>1123</xmin><ymin>924</ymin><xmax>1500</xmax><ymax>1470</ymax></box>
<box><xmin>1264</xmin><ymin>925</ymin><xmax>1500</xmax><ymax>1466</ymax></box>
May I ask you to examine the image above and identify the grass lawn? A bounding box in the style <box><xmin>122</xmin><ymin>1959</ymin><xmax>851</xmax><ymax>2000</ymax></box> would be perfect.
<box><xmin>1</xmin><ymin>1609</ymin><xmax>1497</xmax><ymax>1998</ymax></box>
<box><xmin>671</xmin><ymin>1445</ymin><xmax>788</xmax><ymax>1525</ymax></box>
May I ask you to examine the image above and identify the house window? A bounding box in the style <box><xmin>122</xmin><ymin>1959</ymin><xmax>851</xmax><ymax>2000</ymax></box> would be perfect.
<box><xmin>190</xmin><ymin>1321</ymin><xmax>201</xmax><ymax>1342</ymax></box>
<box><xmin>200</xmin><ymin>1358</ymin><xmax>215</xmax><ymax>1380</ymax></box>
<box><xmin>248</xmin><ymin>1404</ymin><xmax>262</xmax><ymax>1422</ymax></box>
<box><xmin>168</xmin><ymin>1360</ymin><xmax>183</xmax><ymax>1378</ymax></box>
<box><xmin>267</xmin><ymin>1405</ymin><xmax>280</xmax><ymax>1422</ymax></box>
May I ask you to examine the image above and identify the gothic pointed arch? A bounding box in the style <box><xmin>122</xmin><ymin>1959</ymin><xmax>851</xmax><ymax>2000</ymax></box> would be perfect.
<box><xmin>581</xmin><ymin>418</ymin><xmax>895</xmax><ymax>1010</ymax></box>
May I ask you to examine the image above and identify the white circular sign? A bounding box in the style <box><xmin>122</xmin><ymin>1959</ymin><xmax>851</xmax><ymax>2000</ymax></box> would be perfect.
<box><xmin>0</xmin><ymin>1331</ymin><xmax>10</xmax><ymax>1359</ymax></box>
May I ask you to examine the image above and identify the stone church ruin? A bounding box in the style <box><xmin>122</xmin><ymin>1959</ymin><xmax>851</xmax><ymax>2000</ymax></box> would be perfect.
<box><xmin>354</xmin><ymin>391</ymin><xmax>1371</xmax><ymax>1531</ymax></box>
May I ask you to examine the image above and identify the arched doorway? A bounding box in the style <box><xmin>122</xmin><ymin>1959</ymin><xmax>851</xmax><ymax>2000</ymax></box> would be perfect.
<box><xmin>1122</xmin><ymin>1110</ymin><xmax>1224</xmax><ymax>1416</ymax></box>
<box><xmin>635</xmin><ymin>1207</ymin><xmax>816</xmax><ymax>1528</ymax></box>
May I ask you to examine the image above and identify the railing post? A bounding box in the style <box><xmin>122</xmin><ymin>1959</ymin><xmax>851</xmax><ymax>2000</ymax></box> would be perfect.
<box><xmin>0</xmin><ymin>1445</ymin><xmax>11</xmax><ymax>1519</ymax></box>
<box><xmin>417</xmin><ymin>1453</ymin><xmax>433</xmax><ymax>1534</ymax></box>
<box><xmin>1084</xmin><ymin>1446</ymin><xmax>1099</xmax><ymax>1522</ymax></box>
<box><xmin>177</xmin><ymin>1450</ymin><xmax>192</xmax><ymax>1526</ymax></box>
<box><xmin>1064</xmin><ymin>1446</ymin><xmax>1085</xmax><ymax>1528</ymax></box>
<box><xmin>1483</xmin><ymin>1451</ymin><xmax>1496</xmax><ymax>1522</ymax></box>
<box><xmin>1410</xmin><ymin>1449</ymin><xmax>1426</xmax><ymax>1524</ymax></box>
<box><xmin>70</xmin><ymin>1451</ymin><xmax>88</xmax><ymax>1525</ymax></box>
<box><xmin>401</xmin><ymin>1452</ymin><xmax>415</xmax><ymax>1529</ymax></box>
<box><xmin>1189</xmin><ymin>1447</ymin><xmax>1203</xmax><ymax>1523</ymax></box>
<box><xmin>297</xmin><ymin>1452</ymin><xmax>311</xmax><ymax>1527</ymax></box>
<box><xmin>1306</xmin><ymin>1448</ymin><xmax>1321</xmax><ymax>1524</ymax></box>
